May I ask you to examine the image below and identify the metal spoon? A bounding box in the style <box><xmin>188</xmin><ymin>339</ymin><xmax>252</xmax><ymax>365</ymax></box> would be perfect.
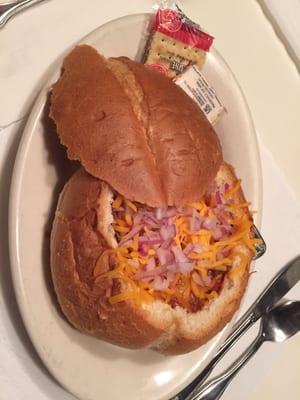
<box><xmin>172</xmin><ymin>255</ymin><xmax>300</xmax><ymax>400</ymax></box>
<box><xmin>0</xmin><ymin>0</ymin><xmax>48</xmax><ymax>28</ymax></box>
<box><xmin>190</xmin><ymin>300</ymin><xmax>300</xmax><ymax>400</ymax></box>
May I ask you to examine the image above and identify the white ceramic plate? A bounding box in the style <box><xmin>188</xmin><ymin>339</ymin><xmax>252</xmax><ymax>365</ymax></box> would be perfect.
<box><xmin>9</xmin><ymin>13</ymin><xmax>262</xmax><ymax>400</ymax></box>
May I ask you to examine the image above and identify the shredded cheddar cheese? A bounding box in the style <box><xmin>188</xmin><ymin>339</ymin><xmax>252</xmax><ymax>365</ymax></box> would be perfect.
<box><xmin>94</xmin><ymin>183</ymin><xmax>262</xmax><ymax>312</ymax></box>
<box><xmin>112</xmin><ymin>196</ymin><xmax>123</xmax><ymax>209</ymax></box>
<box><xmin>125</xmin><ymin>199</ymin><xmax>137</xmax><ymax>213</ymax></box>
<box><xmin>224</xmin><ymin>180</ymin><xmax>241</xmax><ymax>198</ymax></box>
<box><xmin>114</xmin><ymin>225</ymin><xmax>130</xmax><ymax>234</ymax></box>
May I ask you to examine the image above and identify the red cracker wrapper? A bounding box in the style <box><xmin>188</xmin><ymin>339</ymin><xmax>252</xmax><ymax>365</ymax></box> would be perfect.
<box><xmin>144</xmin><ymin>5</ymin><xmax>214</xmax><ymax>77</ymax></box>
<box><xmin>154</xmin><ymin>8</ymin><xmax>214</xmax><ymax>51</ymax></box>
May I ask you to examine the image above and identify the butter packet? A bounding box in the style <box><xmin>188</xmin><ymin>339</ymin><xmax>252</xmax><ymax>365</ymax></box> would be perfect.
<box><xmin>144</xmin><ymin>6</ymin><xmax>214</xmax><ymax>78</ymax></box>
<box><xmin>175</xmin><ymin>65</ymin><xmax>225</xmax><ymax>125</ymax></box>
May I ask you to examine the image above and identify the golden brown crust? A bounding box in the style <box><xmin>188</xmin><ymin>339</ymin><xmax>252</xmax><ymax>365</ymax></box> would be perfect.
<box><xmin>119</xmin><ymin>57</ymin><xmax>223</xmax><ymax>205</ymax></box>
<box><xmin>51</xmin><ymin>169</ymin><xmax>165</xmax><ymax>348</ymax></box>
<box><xmin>50</xmin><ymin>45</ymin><xmax>222</xmax><ymax>207</ymax></box>
<box><xmin>51</xmin><ymin>165</ymin><xmax>252</xmax><ymax>354</ymax></box>
<box><xmin>50</xmin><ymin>46</ymin><xmax>165</xmax><ymax>207</ymax></box>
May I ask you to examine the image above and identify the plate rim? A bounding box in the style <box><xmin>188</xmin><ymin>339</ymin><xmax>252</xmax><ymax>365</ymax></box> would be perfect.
<box><xmin>8</xmin><ymin>12</ymin><xmax>263</xmax><ymax>400</ymax></box>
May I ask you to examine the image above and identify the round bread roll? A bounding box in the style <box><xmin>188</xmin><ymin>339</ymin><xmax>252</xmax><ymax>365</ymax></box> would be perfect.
<box><xmin>50</xmin><ymin>45</ymin><xmax>222</xmax><ymax>208</ymax></box>
<box><xmin>51</xmin><ymin>163</ymin><xmax>255</xmax><ymax>354</ymax></box>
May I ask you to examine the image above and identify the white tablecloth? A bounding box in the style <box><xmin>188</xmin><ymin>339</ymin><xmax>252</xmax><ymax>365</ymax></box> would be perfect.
<box><xmin>1</xmin><ymin>1</ymin><xmax>300</xmax><ymax>399</ymax></box>
<box><xmin>262</xmin><ymin>0</ymin><xmax>300</xmax><ymax>62</ymax></box>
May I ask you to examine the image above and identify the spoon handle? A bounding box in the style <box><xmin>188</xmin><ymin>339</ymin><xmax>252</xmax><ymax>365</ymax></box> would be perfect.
<box><xmin>172</xmin><ymin>314</ymin><xmax>255</xmax><ymax>400</ymax></box>
<box><xmin>190</xmin><ymin>334</ymin><xmax>264</xmax><ymax>400</ymax></box>
<box><xmin>0</xmin><ymin>0</ymin><xmax>47</xmax><ymax>28</ymax></box>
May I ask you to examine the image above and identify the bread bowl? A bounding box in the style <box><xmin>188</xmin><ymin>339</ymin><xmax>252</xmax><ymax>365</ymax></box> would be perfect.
<box><xmin>50</xmin><ymin>45</ymin><xmax>259</xmax><ymax>354</ymax></box>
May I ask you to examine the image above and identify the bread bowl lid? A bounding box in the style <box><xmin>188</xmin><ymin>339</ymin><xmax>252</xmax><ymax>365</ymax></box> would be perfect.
<box><xmin>50</xmin><ymin>45</ymin><xmax>223</xmax><ymax>207</ymax></box>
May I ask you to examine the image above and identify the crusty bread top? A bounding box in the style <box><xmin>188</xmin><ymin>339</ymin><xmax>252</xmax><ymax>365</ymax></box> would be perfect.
<box><xmin>50</xmin><ymin>45</ymin><xmax>222</xmax><ymax>207</ymax></box>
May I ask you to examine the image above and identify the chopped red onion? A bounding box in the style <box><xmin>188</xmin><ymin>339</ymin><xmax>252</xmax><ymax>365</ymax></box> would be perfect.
<box><xmin>142</xmin><ymin>217</ymin><xmax>159</xmax><ymax>229</ymax></box>
<box><xmin>202</xmin><ymin>274</ymin><xmax>212</xmax><ymax>286</ymax></box>
<box><xmin>166</xmin><ymin>263</ymin><xmax>178</xmax><ymax>273</ymax></box>
<box><xmin>177</xmin><ymin>262</ymin><xmax>194</xmax><ymax>273</ymax></box>
<box><xmin>138</xmin><ymin>238</ymin><xmax>163</xmax><ymax>246</ymax></box>
<box><xmin>121</xmin><ymin>239</ymin><xmax>133</xmax><ymax>248</ymax></box>
<box><xmin>115</xmin><ymin>211</ymin><xmax>125</xmax><ymax>220</ymax></box>
<box><xmin>171</xmin><ymin>246</ymin><xmax>189</xmax><ymax>263</ymax></box>
<box><xmin>152</xmin><ymin>275</ymin><xmax>169</xmax><ymax>291</ymax></box>
<box><xmin>133</xmin><ymin>213</ymin><xmax>142</xmax><ymax>225</ymax></box>
<box><xmin>203</xmin><ymin>217</ymin><xmax>216</xmax><ymax>230</ymax></box>
<box><xmin>157</xmin><ymin>247</ymin><xmax>174</xmax><ymax>266</ymax></box>
<box><xmin>133</xmin><ymin>265</ymin><xmax>168</xmax><ymax>280</ymax></box>
<box><xmin>214</xmin><ymin>207</ymin><xmax>231</xmax><ymax>226</ymax></box>
<box><xmin>139</xmin><ymin>245</ymin><xmax>148</xmax><ymax>256</ymax></box>
<box><xmin>215</xmin><ymin>191</ymin><xmax>222</xmax><ymax>205</ymax></box>
<box><xmin>220</xmin><ymin>226</ymin><xmax>231</xmax><ymax>239</ymax></box>
<box><xmin>114</xmin><ymin>206</ymin><xmax>125</xmax><ymax>212</ymax></box>
<box><xmin>160</xmin><ymin>224</ymin><xmax>176</xmax><ymax>240</ymax></box>
<box><xmin>145</xmin><ymin>258</ymin><xmax>155</xmax><ymax>271</ymax></box>
<box><xmin>217</xmin><ymin>248</ymin><xmax>231</xmax><ymax>260</ymax></box>
<box><xmin>212</xmin><ymin>227</ymin><xmax>223</xmax><ymax>241</ymax></box>
<box><xmin>162</xmin><ymin>217</ymin><xmax>169</xmax><ymax>226</ymax></box>
<box><xmin>161</xmin><ymin>237</ymin><xmax>173</xmax><ymax>250</ymax></box>
<box><xmin>190</xmin><ymin>209</ymin><xmax>202</xmax><ymax>232</ymax></box>
<box><xmin>155</xmin><ymin>208</ymin><xmax>165</xmax><ymax>220</ymax></box>
<box><xmin>145</xmin><ymin>231</ymin><xmax>161</xmax><ymax>241</ymax></box>
<box><xmin>183</xmin><ymin>243</ymin><xmax>194</xmax><ymax>255</ymax></box>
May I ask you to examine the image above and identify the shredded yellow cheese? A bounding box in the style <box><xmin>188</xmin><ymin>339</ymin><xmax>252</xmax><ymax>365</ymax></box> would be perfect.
<box><xmin>112</xmin><ymin>196</ymin><xmax>123</xmax><ymax>209</ymax></box>
<box><xmin>125</xmin><ymin>213</ymin><xmax>132</xmax><ymax>226</ymax></box>
<box><xmin>109</xmin><ymin>291</ymin><xmax>136</xmax><ymax>305</ymax></box>
<box><xmin>94</xmin><ymin>187</ymin><xmax>261</xmax><ymax>310</ymax></box>
<box><xmin>224</xmin><ymin>180</ymin><xmax>241</xmax><ymax>198</ymax></box>
<box><xmin>125</xmin><ymin>199</ymin><xmax>137</xmax><ymax>213</ymax></box>
<box><xmin>114</xmin><ymin>225</ymin><xmax>130</xmax><ymax>234</ymax></box>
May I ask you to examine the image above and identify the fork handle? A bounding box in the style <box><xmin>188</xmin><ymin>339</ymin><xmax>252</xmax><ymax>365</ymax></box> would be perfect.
<box><xmin>0</xmin><ymin>0</ymin><xmax>47</xmax><ymax>28</ymax></box>
<box><xmin>171</xmin><ymin>313</ymin><xmax>256</xmax><ymax>400</ymax></box>
<box><xmin>190</xmin><ymin>334</ymin><xmax>264</xmax><ymax>400</ymax></box>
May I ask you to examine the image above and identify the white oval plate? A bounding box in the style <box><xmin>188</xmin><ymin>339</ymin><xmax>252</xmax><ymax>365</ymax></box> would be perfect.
<box><xmin>9</xmin><ymin>13</ymin><xmax>262</xmax><ymax>400</ymax></box>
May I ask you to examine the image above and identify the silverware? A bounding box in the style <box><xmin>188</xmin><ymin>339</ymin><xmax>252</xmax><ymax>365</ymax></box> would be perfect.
<box><xmin>0</xmin><ymin>0</ymin><xmax>48</xmax><ymax>28</ymax></box>
<box><xmin>252</xmin><ymin>225</ymin><xmax>266</xmax><ymax>260</ymax></box>
<box><xmin>191</xmin><ymin>299</ymin><xmax>300</xmax><ymax>400</ymax></box>
<box><xmin>171</xmin><ymin>255</ymin><xmax>300</xmax><ymax>400</ymax></box>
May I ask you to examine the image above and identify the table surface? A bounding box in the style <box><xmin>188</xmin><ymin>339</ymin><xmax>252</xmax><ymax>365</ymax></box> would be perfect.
<box><xmin>0</xmin><ymin>1</ymin><xmax>300</xmax><ymax>399</ymax></box>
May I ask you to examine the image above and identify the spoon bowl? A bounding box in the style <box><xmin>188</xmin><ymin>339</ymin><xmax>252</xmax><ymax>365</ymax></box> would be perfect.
<box><xmin>263</xmin><ymin>300</ymin><xmax>300</xmax><ymax>343</ymax></box>
<box><xmin>191</xmin><ymin>300</ymin><xmax>300</xmax><ymax>400</ymax></box>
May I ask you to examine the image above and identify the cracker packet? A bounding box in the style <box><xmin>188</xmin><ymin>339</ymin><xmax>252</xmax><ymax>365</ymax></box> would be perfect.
<box><xmin>144</xmin><ymin>3</ymin><xmax>214</xmax><ymax>78</ymax></box>
<box><xmin>175</xmin><ymin>65</ymin><xmax>225</xmax><ymax>126</ymax></box>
